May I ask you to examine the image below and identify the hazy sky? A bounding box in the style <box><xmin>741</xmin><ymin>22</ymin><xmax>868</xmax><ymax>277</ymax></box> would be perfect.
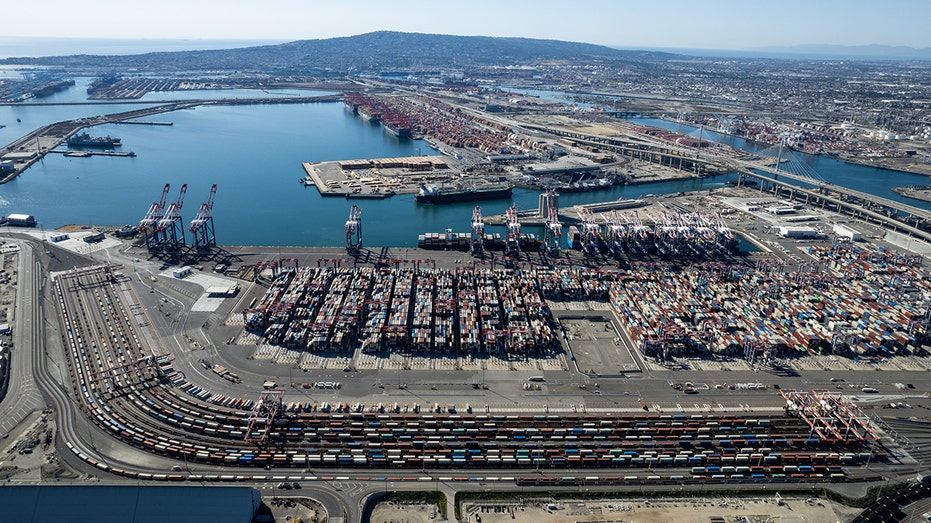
<box><xmin>6</xmin><ymin>0</ymin><xmax>931</xmax><ymax>50</ymax></box>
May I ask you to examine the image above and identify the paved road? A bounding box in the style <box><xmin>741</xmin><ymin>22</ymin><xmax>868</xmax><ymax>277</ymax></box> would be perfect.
<box><xmin>0</xmin><ymin>241</ymin><xmax>47</xmax><ymax>435</ymax></box>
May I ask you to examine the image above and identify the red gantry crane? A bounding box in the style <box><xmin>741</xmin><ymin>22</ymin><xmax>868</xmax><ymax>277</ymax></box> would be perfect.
<box><xmin>243</xmin><ymin>390</ymin><xmax>284</xmax><ymax>444</ymax></box>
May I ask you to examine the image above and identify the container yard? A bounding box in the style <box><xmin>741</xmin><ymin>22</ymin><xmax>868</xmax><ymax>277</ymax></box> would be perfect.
<box><xmin>611</xmin><ymin>244</ymin><xmax>930</xmax><ymax>364</ymax></box>
<box><xmin>242</xmin><ymin>264</ymin><xmax>590</xmax><ymax>360</ymax></box>
<box><xmin>36</xmin><ymin>258</ymin><xmax>904</xmax><ymax>486</ymax></box>
<box><xmin>47</xmin><ymin>260</ymin><xmax>885</xmax><ymax>484</ymax></box>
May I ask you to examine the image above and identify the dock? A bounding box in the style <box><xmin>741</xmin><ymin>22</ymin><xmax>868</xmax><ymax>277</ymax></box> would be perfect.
<box><xmin>301</xmin><ymin>157</ymin><xmax>451</xmax><ymax>198</ymax></box>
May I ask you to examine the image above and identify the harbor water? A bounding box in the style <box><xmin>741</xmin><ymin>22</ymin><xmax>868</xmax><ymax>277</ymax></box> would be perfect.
<box><xmin>1</xmin><ymin>80</ymin><xmax>928</xmax><ymax>247</ymax></box>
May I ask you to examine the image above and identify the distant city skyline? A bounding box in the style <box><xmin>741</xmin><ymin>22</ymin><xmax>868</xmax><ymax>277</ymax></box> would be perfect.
<box><xmin>5</xmin><ymin>0</ymin><xmax>931</xmax><ymax>51</ymax></box>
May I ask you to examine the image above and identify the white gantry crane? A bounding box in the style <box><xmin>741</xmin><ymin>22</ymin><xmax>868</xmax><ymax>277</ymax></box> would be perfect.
<box><xmin>345</xmin><ymin>204</ymin><xmax>363</xmax><ymax>254</ymax></box>
<box><xmin>138</xmin><ymin>183</ymin><xmax>171</xmax><ymax>253</ymax></box>
<box><xmin>505</xmin><ymin>204</ymin><xmax>522</xmax><ymax>257</ymax></box>
<box><xmin>471</xmin><ymin>206</ymin><xmax>485</xmax><ymax>255</ymax></box>
<box><xmin>157</xmin><ymin>183</ymin><xmax>187</xmax><ymax>252</ymax></box>
<box><xmin>189</xmin><ymin>183</ymin><xmax>217</xmax><ymax>250</ymax></box>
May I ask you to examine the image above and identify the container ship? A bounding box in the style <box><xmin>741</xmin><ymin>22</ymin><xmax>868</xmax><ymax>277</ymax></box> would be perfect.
<box><xmin>67</xmin><ymin>132</ymin><xmax>121</xmax><ymax>148</ymax></box>
<box><xmin>415</xmin><ymin>184</ymin><xmax>513</xmax><ymax>204</ymax></box>
<box><xmin>357</xmin><ymin>106</ymin><xmax>381</xmax><ymax>125</ymax></box>
<box><xmin>383</xmin><ymin>123</ymin><xmax>413</xmax><ymax>139</ymax></box>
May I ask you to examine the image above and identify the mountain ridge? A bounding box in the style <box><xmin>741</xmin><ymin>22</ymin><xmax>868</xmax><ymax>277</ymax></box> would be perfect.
<box><xmin>0</xmin><ymin>31</ymin><xmax>679</xmax><ymax>72</ymax></box>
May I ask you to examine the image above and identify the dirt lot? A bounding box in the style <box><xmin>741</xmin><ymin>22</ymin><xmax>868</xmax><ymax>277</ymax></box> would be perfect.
<box><xmin>461</xmin><ymin>496</ymin><xmax>862</xmax><ymax>523</ymax></box>
<box><xmin>370</xmin><ymin>500</ymin><xmax>443</xmax><ymax>523</ymax></box>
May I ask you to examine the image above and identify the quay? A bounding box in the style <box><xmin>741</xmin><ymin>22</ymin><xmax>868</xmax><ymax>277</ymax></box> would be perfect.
<box><xmin>302</xmin><ymin>156</ymin><xmax>450</xmax><ymax>198</ymax></box>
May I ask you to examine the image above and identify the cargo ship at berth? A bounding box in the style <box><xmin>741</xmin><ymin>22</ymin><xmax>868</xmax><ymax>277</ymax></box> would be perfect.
<box><xmin>67</xmin><ymin>132</ymin><xmax>121</xmax><ymax>148</ymax></box>
<box><xmin>415</xmin><ymin>184</ymin><xmax>513</xmax><ymax>204</ymax></box>
<box><xmin>383</xmin><ymin>123</ymin><xmax>413</xmax><ymax>139</ymax></box>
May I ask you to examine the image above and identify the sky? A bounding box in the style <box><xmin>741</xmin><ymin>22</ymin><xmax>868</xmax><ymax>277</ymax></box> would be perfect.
<box><xmin>4</xmin><ymin>0</ymin><xmax>931</xmax><ymax>51</ymax></box>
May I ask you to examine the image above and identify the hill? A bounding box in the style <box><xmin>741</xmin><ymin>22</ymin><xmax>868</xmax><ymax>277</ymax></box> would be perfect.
<box><xmin>0</xmin><ymin>31</ymin><xmax>678</xmax><ymax>73</ymax></box>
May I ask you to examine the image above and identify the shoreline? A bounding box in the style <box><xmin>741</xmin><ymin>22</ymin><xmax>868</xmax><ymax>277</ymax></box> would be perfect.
<box><xmin>892</xmin><ymin>185</ymin><xmax>931</xmax><ymax>204</ymax></box>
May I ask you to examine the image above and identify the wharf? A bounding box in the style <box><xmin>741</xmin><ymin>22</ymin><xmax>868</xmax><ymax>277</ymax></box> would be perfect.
<box><xmin>301</xmin><ymin>156</ymin><xmax>454</xmax><ymax>198</ymax></box>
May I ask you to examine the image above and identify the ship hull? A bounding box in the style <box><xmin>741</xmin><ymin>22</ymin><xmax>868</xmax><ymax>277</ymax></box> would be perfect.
<box><xmin>67</xmin><ymin>139</ymin><xmax>121</xmax><ymax>148</ymax></box>
<box><xmin>415</xmin><ymin>187</ymin><xmax>513</xmax><ymax>204</ymax></box>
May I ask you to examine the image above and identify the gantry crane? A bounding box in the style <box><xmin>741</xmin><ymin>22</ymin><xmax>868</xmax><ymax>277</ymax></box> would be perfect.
<box><xmin>543</xmin><ymin>205</ymin><xmax>562</xmax><ymax>256</ymax></box>
<box><xmin>627</xmin><ymin>210</ymin><xmax>653</xmax><ymax>254</ymax></box>
<box><xmin>189</xmin><ymin>184</ymin><xmax>217</xmax><ymax>250</ymax></box>
<box><xmin>158</xmin><ymin>186</ymin><xmax>186</xmax><ymax>251</ymax></box>
<box><xmin>138</xmin><ymin>184</ymin><xmax>171</xmax><ymax>252</ymax></box>
<box><xmin>505</xmin><ymin>205</ymin><xmax>521</xmax><ymax>257</ymax></box>
<box><xmin>578</xmin><ymin>207</ymin><xmax>601</xmax><ymax>255</ymax></box>
<box><xmin>157</xmin><ymin>183</ymin><xmax>187</xmax><ymax>252</ymax></box>
<box><xmin>345</xmin><ymin>204</ymin><xmax>362</xmax><ymax>255</ymax></box>
<box><xmin>243</xmin><ymin>390</ymin><xmax>284</xmax><ymax>444</ymax></box>
<box><xmin>602</xmin><ymin>210</ymin><xmax>625</xmax><ymax>255</ymax></box>
<box><xmin>470</xmin><ymin>206</ymin><xmax>485</xmax><ymax>255</ymax></box>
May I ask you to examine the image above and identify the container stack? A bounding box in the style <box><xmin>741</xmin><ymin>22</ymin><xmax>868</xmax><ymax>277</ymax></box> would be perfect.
<box><xmin>331</xmin><ymin>268</ymin><xmax>372</xmax><ymax>352</ymax></box>
<box><xmin>608</xmin><ymin>245</ymin><xmax>930</xmax><ymax>361</ymax></box>
<box><xmin>477</xmin><ymin>269</ymin><xmax>503</xmax><ymax>352</ymax></box>
<box><xmin>411</xmin><ymin>271</ymin><xmax>435</xmax><ymax>352</ymax></box>
<box><xmin>386</xmin><ymin>269</ymin><xmax>413</xmax><ymax>349</ymax></box>
<box><xmin>456</xmin><ymin>267</ymin><xmax>481</xmax><ymax>353</ymax></box>
<box><xmin>434</xmin><ymin>269</ymin><xmax>455</xmax><ymax>352</ymax></box>
<box><xmin>361</xmin><ymin>268</ymin><xmax>394</xmax><ymax>353</ymax></box>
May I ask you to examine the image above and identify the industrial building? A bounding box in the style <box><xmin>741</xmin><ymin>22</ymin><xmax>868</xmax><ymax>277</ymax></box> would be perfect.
<box><xmin>833</xmin><ymin>223</ymin><xmax>864</xmax><ymax>241</ymax></box>
<box><xmin>777</xmin><ymin>226</ymin><xmax>824</xmax><ymax>239</ymax></box>
<box><xmin>0</xmin><ymin>486</ymin><xmax>262</xmax><ymax>523</ymax></box>
<box><xmin>4</xmin><ymin>213</ymin><xmax>36</xmax><ymax>227</ymax></box>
